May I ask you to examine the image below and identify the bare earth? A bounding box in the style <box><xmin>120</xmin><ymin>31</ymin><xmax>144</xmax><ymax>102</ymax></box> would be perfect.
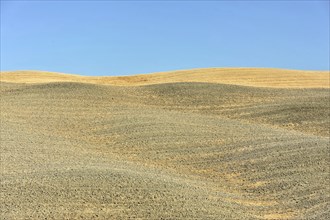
<box><xmin>0</xmin><ymin>68</ymin><xmax>329</xmax><ymax>219</ymax></box>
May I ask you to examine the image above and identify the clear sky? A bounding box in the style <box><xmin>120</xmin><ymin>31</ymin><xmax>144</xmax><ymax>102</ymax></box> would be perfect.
<box><xmin>1</xmin><ymin>1</ymin><xmax>329</xmax><ymax>76</ymax></box>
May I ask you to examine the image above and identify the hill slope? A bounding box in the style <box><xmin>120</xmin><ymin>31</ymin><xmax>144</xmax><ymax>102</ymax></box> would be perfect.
<box><xmin>1</xmin><ymin>68</ymin><xmax>329</xmax><ymax>88</ymax></box>
<box><xmin>0</xmin><ymin>69</ymin><xmax>329</xmax><ymax>219</ymax></box>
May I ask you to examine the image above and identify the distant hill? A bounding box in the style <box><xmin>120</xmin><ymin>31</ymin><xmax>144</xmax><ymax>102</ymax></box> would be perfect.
<box><xmin>1</xmin><ymin>68</ymin><xmax>329</xmax><ymax>88</ymax></box>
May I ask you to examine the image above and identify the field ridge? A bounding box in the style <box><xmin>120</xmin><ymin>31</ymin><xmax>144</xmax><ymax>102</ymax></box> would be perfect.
<box><xmin>1</xmin><ymin>67</ymin><xmax>329</xmax><ymax>88</ymax></box>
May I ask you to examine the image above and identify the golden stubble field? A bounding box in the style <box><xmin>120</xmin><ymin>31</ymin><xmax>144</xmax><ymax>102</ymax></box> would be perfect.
<box><xmin>1</xmin><ymin>68</ymin><xmax>329</xmax><ymax>219</ymax></box>
<box><xmin>1</xmin><ymin>67</ymin><xmax>329</xmax><ymax>88</ymax></box>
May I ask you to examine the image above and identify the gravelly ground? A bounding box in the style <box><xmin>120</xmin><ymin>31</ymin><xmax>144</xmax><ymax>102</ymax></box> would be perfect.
<box><xmin>0</xmin><ymin>82</ymin><xmax>329</xmax><ymax>219</ymax></box>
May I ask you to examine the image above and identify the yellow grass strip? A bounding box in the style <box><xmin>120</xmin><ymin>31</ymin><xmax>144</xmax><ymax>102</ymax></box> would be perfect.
<box><xmin>1</xmin><ymin>68</ymin><xmax>329</xmax><ymax>88</ymax></box>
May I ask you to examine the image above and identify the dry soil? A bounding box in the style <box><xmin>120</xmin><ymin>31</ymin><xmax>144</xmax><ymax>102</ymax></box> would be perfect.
<box><xmin>0</xmin><ymin>68</ymin><xmax>329</xmax><ymax>219</ymax></box>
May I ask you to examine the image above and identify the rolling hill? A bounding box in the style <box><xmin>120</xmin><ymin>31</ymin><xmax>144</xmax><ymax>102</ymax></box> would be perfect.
<box><xmin>1</xmin><ymin>68</ymin><xmax>329</xmax><ymax>88</ymax></box>
<box><xmin>1</xmin><ymin>68</ymin><xmax>329</xmax><ymax>219</ymax></box>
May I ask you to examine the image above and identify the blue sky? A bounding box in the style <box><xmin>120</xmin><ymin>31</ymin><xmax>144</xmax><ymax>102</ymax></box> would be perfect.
<box><xmin>1</xmin><ymin>1</ymin><xmax>329</xmax><ymax>76</ymax></box>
